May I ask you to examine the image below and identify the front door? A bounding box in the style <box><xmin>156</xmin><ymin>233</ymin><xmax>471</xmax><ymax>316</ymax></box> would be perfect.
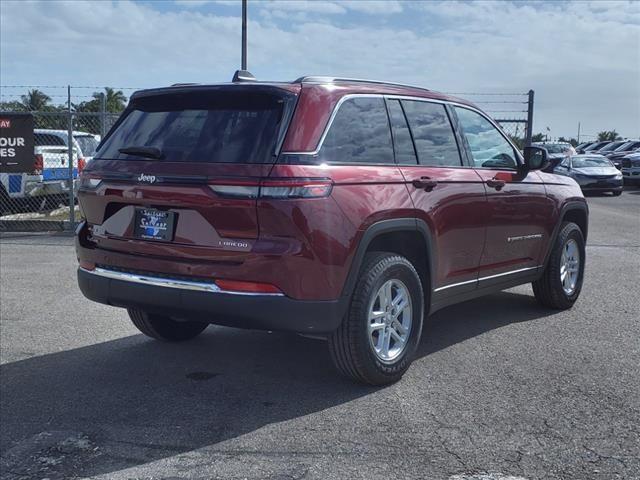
<box><xmin>453</xmin><ymin>106</ymin><xmax>552</xmax><ymax>286</ymax></box>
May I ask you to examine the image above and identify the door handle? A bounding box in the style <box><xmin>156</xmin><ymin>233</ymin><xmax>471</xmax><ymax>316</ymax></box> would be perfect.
<box><xmin>486</xmin><ymin>178</ymin><xmax>506</xmax><ymax>191</ymax></box>
<box><xmin>412</xmin><ymin>177</ymin><xmax>438</xmax><ymax>191</ymax></box>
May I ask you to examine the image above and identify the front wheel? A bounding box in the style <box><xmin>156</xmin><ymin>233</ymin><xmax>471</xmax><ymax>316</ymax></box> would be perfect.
<box><xmin>533</xmin><ymin>222</ymin><xmax>585</xmax><ymax>309</ymax></box>
<box><xmin>329</xmin><ymin>252</ymin><xmax>425</xmax><ymax>385</ymax></box>
<box><xmin>612</xmin><ymin>190</ymin><xmax>622</xmax><ymax>196</ymax></box>
<box><xmin>128</xmin><ymin>309</ymin><xmax>208</xmax><ymax>341</ymax></box>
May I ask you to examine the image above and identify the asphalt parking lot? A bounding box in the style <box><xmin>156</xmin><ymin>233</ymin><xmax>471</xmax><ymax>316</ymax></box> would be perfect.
<box><xmin>1</xmin><ymin>188</ymin><xmax>639</xmax><ymax>480</ymax></box>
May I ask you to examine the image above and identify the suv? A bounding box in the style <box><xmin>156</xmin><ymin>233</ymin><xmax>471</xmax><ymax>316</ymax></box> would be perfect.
<box><xmin>76</xmin><ymin>74</ymin><xmax>588</xmax><ymax>385</ymax></box>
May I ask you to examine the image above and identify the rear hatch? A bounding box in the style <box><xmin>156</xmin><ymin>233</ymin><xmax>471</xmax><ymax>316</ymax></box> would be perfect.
<box><xmin>79</xmin><ymin>85</ymin><xmax>298</xmax><ymax>259</ymax></box>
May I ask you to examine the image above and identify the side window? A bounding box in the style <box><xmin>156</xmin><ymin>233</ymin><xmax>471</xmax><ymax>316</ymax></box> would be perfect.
<box><xmin>454</xmin><ymin>107</ymin><xmax>518</xmax><ymax>169</ymax></box>
<box><xmin>319</xmin><ymin>97</ymin><xmax>394</xmax><ymax>164</ymax></box>
<box><xmin>386</xmin><ymin>99</ymin><xmax>417</xmax><ymax>164</ymax></box>
<box><xmin>401</xmin><ymin>100</ymin><xmax>462</xmax><ymax>167</ymax></box>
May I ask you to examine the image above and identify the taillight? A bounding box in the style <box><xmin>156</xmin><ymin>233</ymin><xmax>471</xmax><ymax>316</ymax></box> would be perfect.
<box><xmin>209</xmin><ymin>178</ymin><xmax>332</xmax><ymax>199</ymax></box>
<box><xmin>79</xmin><ymin>175</ymin><xmax>102</xmax><ymax>189</ymax></box>
<box><xmin>260</xmin><ymin>178</ymin><xmax>332</xmax><ymax>199</ymax></box>
<box><xmin>78</xmin><ymin>157</ymin><xmax>86</xmax><ymax>173</ymax></box>
<box><xmin>215</xmin><ymin>279</ymin><xmax>282</xmax><ymax>295</ymax></box>
<box><xmin>33</xmin><ymin>154</ymin><xmax>43</xmax><ymax>174</ymax></box>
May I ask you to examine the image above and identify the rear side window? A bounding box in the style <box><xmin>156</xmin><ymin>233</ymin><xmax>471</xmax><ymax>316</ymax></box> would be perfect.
<box><xmin>35</xmin><ymin>134</ymin><xmax>66</xmax><ymax>147</ymax></box>
<box><xmin>96</xmin><ymin>90</ymin><xmax>288</xmax><ymax>163</ymax></box>
<box><xmin>401</xmin><ymin>100</ymin><xmax>462</xmax><ymax>167</ymax></box>
<box><xmin>319</xmin><ymin>97</ymin><xmax>393</xmax><ymax>164</ymax></box>
<box><xmin>387</xmin><ymin>99</ymin><xmax>417</xmax><ymax>164</ymax></box>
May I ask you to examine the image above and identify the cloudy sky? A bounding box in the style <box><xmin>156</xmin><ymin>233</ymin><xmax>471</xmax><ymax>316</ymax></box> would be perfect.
<box><xmin>1</xmin><ymin>0</ymin><xmax>639</xmax><ymax>140</ymax></box>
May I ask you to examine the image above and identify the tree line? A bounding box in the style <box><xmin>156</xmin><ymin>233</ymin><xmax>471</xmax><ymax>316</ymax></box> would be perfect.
<box><xmin>0</xmin><ymin>88</ymin><xmax>128</xmax><ymax>135</ymax></box>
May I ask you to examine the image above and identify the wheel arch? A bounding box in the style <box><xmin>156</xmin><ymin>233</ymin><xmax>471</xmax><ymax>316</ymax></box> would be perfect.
<box><xmin>340</xmin><ymin>218</ymin><xmax>436</xmax><ymax>303</ymax></box>
<box><xmin>542</xmin><ymin>201</ymin><xmax>589</xmax><ymax>268</ymax></box>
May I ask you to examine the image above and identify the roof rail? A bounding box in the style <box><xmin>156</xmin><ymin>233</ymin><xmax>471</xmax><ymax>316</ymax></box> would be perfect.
<box><xmin>293</xmin><ymin>76</ymin><xmax>430</xmax><ymax>92</ymax></box>
<box><xmin>171</xmin><ymin>83</ymin><xmax>199</xmax><ymax>87</ymax></box>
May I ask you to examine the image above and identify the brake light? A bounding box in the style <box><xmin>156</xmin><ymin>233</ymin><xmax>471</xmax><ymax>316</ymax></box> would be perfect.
<box><xmin>79</xmin><ymin>175</ymin><xmax>102</xmax><ymax>189</ymax></box>
<box><xmin>215</xmin><ymin>279</ymin><xmax>282</xmax><ymax>294</ymax></box>
<box><xmin>78</xmin><ymin>157</ymin><xmax>86</xmax><ymax>173</ymax></box>
<box><xmin>209</xmin><ymin>178</ymin><xmax>332</xmax><ymax>199</ymax></box>
<box><xmin>33</xmin><ymin>154</ymin><xmax>43</xmax><ymax>174</ymax></box>
<box><xmin>260</xmin><ymin>178</ymin><xmax>333</xmax><ymax>199</ymax></box>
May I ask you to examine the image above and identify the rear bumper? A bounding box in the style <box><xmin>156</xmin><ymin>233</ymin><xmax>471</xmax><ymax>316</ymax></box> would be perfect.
<box><xmin>77</xmin><ymin>266</ymin><xmax>345</xmax><ymax>334</ymax></box>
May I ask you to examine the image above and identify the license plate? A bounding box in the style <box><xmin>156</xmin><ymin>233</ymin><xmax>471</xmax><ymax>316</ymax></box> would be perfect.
<box><xmin>134</xmin><ymin>208</ymin><xmax>176</xmax><ymax>241</ymax></box>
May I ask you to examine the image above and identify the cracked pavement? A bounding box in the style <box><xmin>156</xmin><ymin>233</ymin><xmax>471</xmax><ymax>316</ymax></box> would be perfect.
<box><xmin>1</xmin><ymin>188</ymin><xmax>639</xmax><ymax>479</ymax></box>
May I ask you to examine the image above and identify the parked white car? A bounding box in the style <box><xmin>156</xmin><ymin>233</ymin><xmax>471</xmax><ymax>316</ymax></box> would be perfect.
<box><xmin>0</xmin><ymin>131</ymin><xmax>87</xmax><ymax>214</ymax></box>
<box><xmin>34</xmin><ymin>129</ymin><xmax>100</xmax><ymax>163</ymax></box>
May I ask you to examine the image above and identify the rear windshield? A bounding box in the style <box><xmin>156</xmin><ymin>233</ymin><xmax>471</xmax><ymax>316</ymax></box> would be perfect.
<box><xmin>35</xmin><ymin>133</ymin><xmax>66</xmax><ymax>146</ymax></box>
<box><xmin>96</xmin><ymin>90</ymin><xmax>290</xmax><ymax>163</ymax></box>
<box><xmin>75</xmin><ymin>135</ymin><xmax>99</xmax><ymax>156</ymax></box>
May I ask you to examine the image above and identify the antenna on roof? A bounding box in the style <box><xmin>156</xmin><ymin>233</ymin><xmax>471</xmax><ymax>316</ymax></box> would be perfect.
<box><xmin>241</xmin><ymin>0</ymin><xmax>247</xmax><ymax>70</ymax></box>
<box><xmin>232</xmin><ymin>0</ymin><xmax>255</xmax><ymax>83</ymax></box>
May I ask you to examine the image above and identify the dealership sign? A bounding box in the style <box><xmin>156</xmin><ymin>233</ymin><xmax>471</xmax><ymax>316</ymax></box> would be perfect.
<box><xmin>0</xmin><ymin>113</ymin><xmax>35</xmax><ymax>173</ymax></box>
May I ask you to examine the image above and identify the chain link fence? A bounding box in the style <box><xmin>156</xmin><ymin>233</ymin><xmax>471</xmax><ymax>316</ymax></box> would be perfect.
<box><xmin>1</xmin><ymin>85</ymin><xmax>132</xmax><ymax>232</ymax></box>
<box><xmin>1</xmin><ymin>85</ymin><xmax>535</xmax><ymax>233</ymax></box>
<box><xmin>448</xmin><ymin>90</ymin><xmax>534</xmax><ymax>150</ymax></box>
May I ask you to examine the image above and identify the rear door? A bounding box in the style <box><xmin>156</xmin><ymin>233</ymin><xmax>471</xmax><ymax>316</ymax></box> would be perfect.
<box><xmin>391</xmin><ymin>98</ymin><xmax>487</xmax><ymax>296</ymax></box>
<box><xmin>79</xmin><ymin>87</ymin><xmax>297</xmax><ymax>258</ymax></box>
<box><xmin>453</xmin><ymin>106</ymin><xmax>552</xmax><ymax>284</ymax></box>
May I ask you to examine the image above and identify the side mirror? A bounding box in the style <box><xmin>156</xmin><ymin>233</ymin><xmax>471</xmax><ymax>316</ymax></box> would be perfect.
<box><xmin>523</xmin><ymin>146</ymin><xmax>549</xmax><ymax>171</ymax></box>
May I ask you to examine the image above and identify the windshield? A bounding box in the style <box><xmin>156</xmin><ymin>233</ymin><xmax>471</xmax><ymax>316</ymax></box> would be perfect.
<box><xmin>598</xmin><ymin>141</ymin><xmax>626</xmax><ymax>152</ymax></box>
<box><xmin>544</xmin><ymin>144</ymin><xmax>572</xmax><ymax>154</ymax></box>
<box><xmin>614</xmin><ymin>141</ymin><xmax>639</xmax><ymax>152</ymax></box>
<box><xmin>584</xmin><ymin>142</ymin><xmax>609</xmax><ymax>151</ymax></box>
<box><xmin>74</xmin><ymin>135</ymin><xmax>99</xmax><ymax>157</ymax></box>
<box><xmin>572</xmin><ymin>157</ymin><xmax>613</xmax><ymax>168</ymax></box>
<box><xmin>96</xmin><ymin>90</ymin><xmax>289</xmax><ymax>163</ymax></box>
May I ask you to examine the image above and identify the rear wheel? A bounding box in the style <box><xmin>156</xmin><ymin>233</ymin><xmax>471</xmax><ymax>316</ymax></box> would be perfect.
<box><xmin>329</xmin><ymin>252</ymin><xmax>424</xmax><ymax>385</ymax></box>
<box><xmin>533</xmin><ymin>222</ymin><xmax>585</xmax><ymax>310</ymax></box>
<box><xmin>128</xmin><ymin>308</ymin><xmax>208</xmax><ymax>341</ymax></box>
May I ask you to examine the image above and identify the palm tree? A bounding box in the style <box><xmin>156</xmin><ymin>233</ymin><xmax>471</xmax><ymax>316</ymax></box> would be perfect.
<box><xmin>597</xmin><ymin>130</ymin><xmax>622</xmax><ymax>142</ymax></box>
<box><xmin>92</xmin><ymin>87</ymin><xmax>127</xmax><ymax>113</ymax></box>
<box><xmin>20</xmin><ymin>89</ymin><xmax>52</xmax><ymax>111</ymax></box>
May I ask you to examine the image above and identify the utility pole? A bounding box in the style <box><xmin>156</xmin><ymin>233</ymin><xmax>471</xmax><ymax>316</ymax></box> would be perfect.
<box><xmin>241</xmin><ymin>0</ymin><xmax>247</xmax><ymax>70</ymax></box>
<box><xmin>577</xmin><ymin>122</ymin><xmax>581</xmax><ymax>144</ymax></box>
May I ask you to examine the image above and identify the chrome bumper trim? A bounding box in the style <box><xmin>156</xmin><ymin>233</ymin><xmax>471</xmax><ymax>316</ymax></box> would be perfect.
<box><xmin>79</xmin><ymin>267</ymin><xmax>284</xmax><ymax>297</ymax></box>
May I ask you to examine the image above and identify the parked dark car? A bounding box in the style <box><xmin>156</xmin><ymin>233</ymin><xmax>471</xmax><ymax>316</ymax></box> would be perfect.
<box><xmin>595</xmin><ymin>140</ymin><xmax>628</xmax><ymax>155</ymax></box>
<box><xmin>605</xmin><ymin>140</ymin><xmax>640</xmax><ymax>169</ymax></box>
<box><xmin>575</xmin><ymin>141</ymin><xmax>595</xmax><ymax>153</ymax></box>
<box><xmin>554</xmin><ymin>155</ymin><xmax>623</xmax><ymax>195</ymax></box>
<box><xmin>583</xmin><ymin>141</ymin><xmax>612</xmax><ymax>153</ymax></box>
<box><xmin>621</xmin><ymin>152</ymin><xmax>640</xmax><ymax>185</ymax></box>
<box><xmin>75</xmin><ymin>73</ymin><xmax>588</xmax><ymax>384</ymax></box>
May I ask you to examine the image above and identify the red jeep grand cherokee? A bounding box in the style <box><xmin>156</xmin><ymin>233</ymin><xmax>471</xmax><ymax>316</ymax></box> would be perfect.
<box><xmin>76</xmin><ymin>74</ymin><xmax>588</xmax><ymax>385</ymax></box>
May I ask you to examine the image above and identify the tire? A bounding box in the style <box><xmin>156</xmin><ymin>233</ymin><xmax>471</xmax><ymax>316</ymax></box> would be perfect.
<box><xmin>612</xmin><ymin>190</ymin><xmax>622</xmax><ymax>196</ymax></box>
<box><xmin>533</xmin><ymin>222</ymin><xmax>585</xmax><ymax>310</ymax></box>
<box><xmin>128</xmin><ymin>308</ymin><xmax>208</xmax><ymax>341</ymax></box>
<box><xmin>329</xmin><ymin>252</ymin><xmax>425</xmax><ymax>385</ymax></box>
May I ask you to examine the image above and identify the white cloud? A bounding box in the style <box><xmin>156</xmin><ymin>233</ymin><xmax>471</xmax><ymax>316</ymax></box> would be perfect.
<box><xmin>1</xmin><ymin>0</ymin><xmax>638</xmax><ymax>138</ymax></box>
